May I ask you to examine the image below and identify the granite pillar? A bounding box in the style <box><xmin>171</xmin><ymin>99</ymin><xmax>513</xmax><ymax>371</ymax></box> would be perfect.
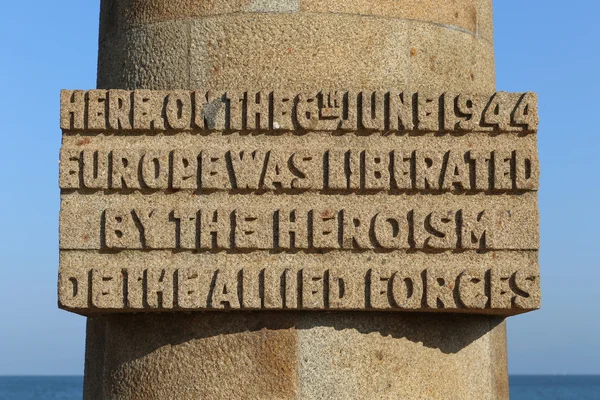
<box><xmin>81</xmin><ymin>1</ymin><xmax>515</xmax><ymax>398</ymax></box>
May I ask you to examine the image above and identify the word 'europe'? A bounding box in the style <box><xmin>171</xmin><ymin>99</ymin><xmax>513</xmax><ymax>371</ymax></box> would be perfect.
<box><xmin>59</xmin><ymin>266</ymin><xmax>540</xmax><ymax>313</ymax></box>
<box><xmin>60</xmin><ymin>148</ymin><xmax>538</xmax><ymax>191</ymax></box>
<box><xmin>103</xmin><ymin>208</ymin><xmax>500</xmax><ymax>250</ymax></box>
<box><xmin>60</xmin><ymin>90</ymin><xmax>538</xmax><ymax>132</ymax></box>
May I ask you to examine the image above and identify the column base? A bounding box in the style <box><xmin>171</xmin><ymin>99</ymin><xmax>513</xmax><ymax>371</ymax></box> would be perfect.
<box><xmin>84</xmin><ymin>312</ymin><xmax>508</xmax><ymax>399</ymax></box>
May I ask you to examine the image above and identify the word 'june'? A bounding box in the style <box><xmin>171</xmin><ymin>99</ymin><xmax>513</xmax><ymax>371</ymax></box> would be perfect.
<box><xmin>60</xmin><ymin>90</ymin><xmax>538</xmax><ymax>133</ymax></box>
<box><xmin>59</xmin><ymin>265</ymin><xmax>540</xmax><ymax>314</ymax></box>
<box><xmin>103</xmin><ymin>207</ymin><xmax>501</xmax><ymax>251</ymax></box>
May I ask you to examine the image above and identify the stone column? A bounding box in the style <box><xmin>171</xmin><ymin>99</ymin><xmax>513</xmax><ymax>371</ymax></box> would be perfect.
<box><xmin>85</xmin><ymin>1</ymin><xmax>508</xmax><ymax>399</ymax></box>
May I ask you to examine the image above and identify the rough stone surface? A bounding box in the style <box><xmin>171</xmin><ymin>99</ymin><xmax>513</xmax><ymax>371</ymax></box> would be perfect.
<box><xmin>84</xmin><ymin>313</ymin><xmax>508</xmax><ymax>400</ymax></box>
<box><xmin>98</xmin><ymin>15</ymin><xmax>495</xmax><ymax>92</ymax></box>
<box><xmin>60</xmin><ymin>251</ymin><xmax>539</xmax><ymax>315</ymax></box>
<box><xmin>60</xmin><ymin>192</ymin><xmax>539</xmax><ymax>248</ymax></box>
<box><xmin>60</xmin><ymin>0</ymin><xmax>542</xmax><ymax>398</ymax></box>
<box><xmin>59</xmin><ymin>89</ymin><xmax>540</xmax><ymax>316</ymax></box>
<box><xmin>99</xmin><ymin>0</ymin><xmax>493</xmax><ymax>41</ymax></box>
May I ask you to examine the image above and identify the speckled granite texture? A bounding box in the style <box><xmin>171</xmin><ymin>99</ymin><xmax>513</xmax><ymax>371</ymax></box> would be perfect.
<box><xmin>58</xmin><ymin>1</ymin><xmax>542</xmax><ymax>398</ymax></box>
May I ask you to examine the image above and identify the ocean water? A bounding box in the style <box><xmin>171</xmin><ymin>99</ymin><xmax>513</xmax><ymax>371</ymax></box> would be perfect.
<box><xmin>510</xmin><ymin>375</ymin><xmax>600</xmax><ymax>400</ymax></box>
<box><xmin>0</xmin><ymin>376</ymin><xmax>82</xmax><ymax>400</ymax></box>
<box><xmin>0</xmin><ymin>375</ymin><xmax>598</xmax><ymax>399</ymax></box>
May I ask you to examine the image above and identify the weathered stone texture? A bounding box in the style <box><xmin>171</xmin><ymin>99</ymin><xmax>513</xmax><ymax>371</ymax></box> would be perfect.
<box><xmin>60</xmin><ymin>90</ymin><xmax>538</xmax><ymax>133</ymax></box>
<box><xmin>99</xmin><ymin>0</ymin><xmax>493</xmax><ymax>40</ymax></box>
<box><xmin>85</xmin><ymin>312</ymin><xmax>508</xmax><ymax>400</ymax></box>
<box><xmin>98</xmin><ymin>14</ymin><xmax>495</xmax><ymax>92</ymax></box>
<box><xmin>60</xmin><ymin>251</ymin><xmax>539</xmax><ymax>315</ymax></box>
<box><xmin>60</xmin><ymin>192</ymin><xmax>538</xmax><ymax>250</ymax></box>
<box><xmin>59</xmin><ymin>90</ymin><xmax>540</xmax><ymax>316</ymax></box>
<box><xmin>63</xmin><ymin>0</ymin><xmax>541</xmax><ymax>398</ymax></box>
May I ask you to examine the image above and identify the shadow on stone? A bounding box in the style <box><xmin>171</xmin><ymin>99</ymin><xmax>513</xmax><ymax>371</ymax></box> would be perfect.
<box><xmin>94</xmin><ymin>311</ymin><xmax>503</xmax><ymax>365</ymax></box>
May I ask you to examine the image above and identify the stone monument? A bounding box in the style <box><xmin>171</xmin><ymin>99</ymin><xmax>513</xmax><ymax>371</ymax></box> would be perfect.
<box><xmin>58</xmin><ymin>1</ymin><xmax>541</xmax><ymax>398</ymax></box>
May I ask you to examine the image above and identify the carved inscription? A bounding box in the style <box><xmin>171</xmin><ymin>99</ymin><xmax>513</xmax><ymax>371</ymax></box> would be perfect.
<box><xmin>60</xmin><ymin>147</ymin><xmax>539</xmax><ymax>191</ymax></box>
<box><xmin>58</xmin><ymin>88</ymin><xmax>541</xmax><ymax>316</ymax></box>
<box><xmin>61</xmin><ymin>90</ymin><xmax>538</xmax><ymax>133</ymax></box>
<box><xmin>59</xmin><ymin>194</ymin><xmax>539</xmax><ymax>251</ymax></box>
<box><xmin>96</xmin><ymin>207</ymin><xmax>501</xmax><ymax>251</ymax></box>
<box><xmin>58</xmin><ymin>264</ymin><xmax>540</xmax><ymax>315</ymax></box>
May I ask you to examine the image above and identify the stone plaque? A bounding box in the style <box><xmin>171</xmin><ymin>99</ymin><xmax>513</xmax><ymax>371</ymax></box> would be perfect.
<box><xmin>58</xmin><ymin>90</ymin><xmax>540</xmax><ymax>315</ymax></box>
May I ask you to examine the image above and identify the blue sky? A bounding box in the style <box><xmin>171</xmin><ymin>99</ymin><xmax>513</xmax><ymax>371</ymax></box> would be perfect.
<box><xmin>0</xmin><ymin>1</ymin><xmax>598</xmax><ymax>375</ymax></box>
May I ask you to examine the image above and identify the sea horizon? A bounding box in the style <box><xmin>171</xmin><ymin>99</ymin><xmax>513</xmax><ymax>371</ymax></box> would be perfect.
<box><xmin>1</xmin><ymin>375</ymin><xmax>599</xmax><ymax>400</ymax></box>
